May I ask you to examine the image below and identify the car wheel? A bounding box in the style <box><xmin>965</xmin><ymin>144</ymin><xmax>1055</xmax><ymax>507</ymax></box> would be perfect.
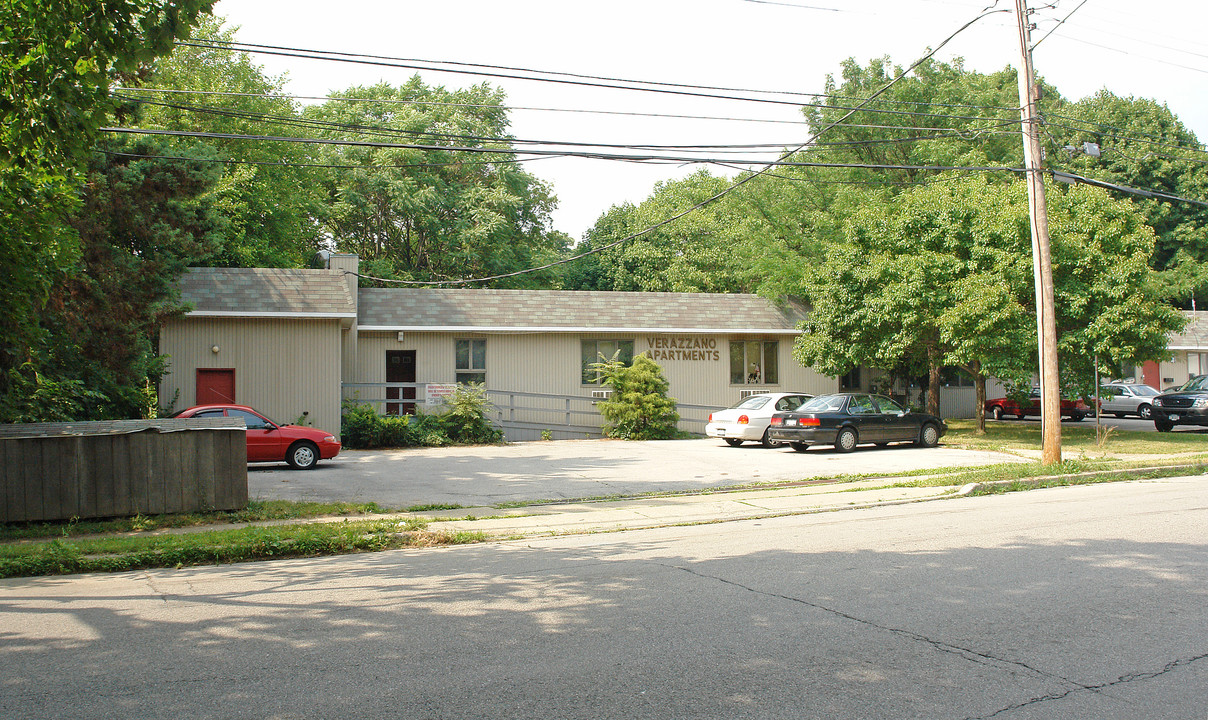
<box><xmin>286</xmin><ymin>441</ymin><xmax>319</xmax><ymax>470</ymax></box>
<box><xmin>917</xmin><ymin>423</ymin><xmax>940</xmax><ymax>448</ymax></box>
<box><xmin>1015</xmin><ymin>414</ymin><xmax>1026</xmax><ymax>420</ymax></box>
<box><xmin>790</xmin><ymin>441</ymin><xmax>810</xmax><ymax>452</ymax></box>
<box><xmin>1113</xmin><ymin>413</ymin><xmax>1126</xmax><ymax>419</ymax></box>
<box><xmin>1155</xmin><ymin>420</ymin><xmax>1173</xmax><ymax>433</ymax></box>
<box><xmin>760</xmin><ymin>428</ymin><xmax>783</xmax><ymax>449</ymax></box>
<box><xmin>990</xmin><ymin>406</ymin><xmax>1004</xmax><ymax>421</ymax></box>
<box><xmin>1069</xmin><ymin>413</ymin><xmax>1085</xmax><ymax>422</ymax></box>
<box><xmin>1138</xmin><ymin>404</ymin><xmax>1152</xmax><ymax>420</ymax></box>
<box><xmin>723</xmin><ymin>438</ymin><xmax>744</xmax><ymax>447</ymax></box>
<box><xmin>834</xmin><ymin>427</ymin><xmax>858</xmax><ymax>453</ymax></box>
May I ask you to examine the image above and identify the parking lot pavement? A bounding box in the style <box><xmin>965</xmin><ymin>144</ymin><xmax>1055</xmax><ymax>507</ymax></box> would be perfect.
<box><xmin>249</xmin><ymin>438</ymin><xmax>1028</xmax><ymax>509</ymax></box>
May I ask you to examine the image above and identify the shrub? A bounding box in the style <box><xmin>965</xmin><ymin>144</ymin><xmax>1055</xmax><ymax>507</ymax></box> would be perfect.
<box><xmin>340</xmin><ymin>385</ymin><xmax>500</xmax><ymax>449</ymax></box>
<box><xmin>590</xmin><ymin>353</ymin><xmax>680</xmax><ymax>440</ymax></box>
<box><xmin>442</xmin><ymin>383</ymin><xmax>503</xmax><ymax>444</ymax></box>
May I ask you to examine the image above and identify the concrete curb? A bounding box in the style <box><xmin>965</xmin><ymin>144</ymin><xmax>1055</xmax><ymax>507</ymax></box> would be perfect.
<box><xmin>954</xmin><ymin>462</ymin><xmax>1206</xmax><ymax>497</ymax></box>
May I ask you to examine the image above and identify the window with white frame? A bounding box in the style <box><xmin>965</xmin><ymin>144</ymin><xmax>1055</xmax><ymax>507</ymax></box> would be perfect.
<box><xmin>455</xmin><ymin>339</ymin><xmax>486</xmax><ymax>385</ymax></box>
<box><xmin>729</xmin><ymin>340</ymin><xmax>778</xmax><ymax>385</ymax></box>
<box><xmin>582</xmin><ymin>339</ymin><xmax>634</xmax><ymax>384</ymax></box>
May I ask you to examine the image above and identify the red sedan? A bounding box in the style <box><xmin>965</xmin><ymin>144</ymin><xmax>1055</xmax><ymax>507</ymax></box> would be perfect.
<box><xmin>174</xmin><ymin>405</ymin><xmax>341</xmax><ymax>469</ymax></box>
<box><xmin>984</xmin><ymin>389</ymin><xmax>1089</xmax><ymax>422</ymax></box>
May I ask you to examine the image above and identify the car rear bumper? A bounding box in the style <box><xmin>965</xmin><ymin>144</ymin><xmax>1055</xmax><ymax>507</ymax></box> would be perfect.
<box><xmin>705</xmin><ymin>423</ymin><xmax>764</xmax><ymax>441</ymax></box>
<box><xmin>767</xmin><ymin>427</ymin><xmax>838</xmax><ymax>446</ymax></box>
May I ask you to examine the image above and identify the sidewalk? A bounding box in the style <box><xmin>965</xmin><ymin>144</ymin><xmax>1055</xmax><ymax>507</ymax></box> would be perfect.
<box><xmin>425</xmin><ymin>478</ymin><xmax>960</xmax><ymax>538</ymax></box>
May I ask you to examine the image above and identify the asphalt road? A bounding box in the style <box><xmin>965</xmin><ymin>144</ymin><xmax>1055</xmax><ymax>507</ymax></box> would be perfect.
<box><xmin>1</xmin><ymin>477</ymin><xmax>1204</xmax><ymax>719</ymax></box>
<box><xmin>248</xmin><ymin>438</ymin><xmax>1027</xmax><ymax>508</ymax></box>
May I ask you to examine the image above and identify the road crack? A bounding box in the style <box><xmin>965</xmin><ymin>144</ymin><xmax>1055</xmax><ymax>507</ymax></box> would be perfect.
<box><xmin>968</xmin><ymin>651</ymin><xmax>1208</xmax><ymax>719</ymax></box>
<box><xmin>662</xmin><ymin>562</ymin><xmax>1082</xmax><ymax>684</ymax></box>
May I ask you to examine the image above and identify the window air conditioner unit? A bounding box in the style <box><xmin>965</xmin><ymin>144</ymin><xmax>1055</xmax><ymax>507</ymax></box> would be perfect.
<box><xmin>591</xmin><ymin>389</ymin><xmax>612</xmax><ymax>400</ymax></box>
<box><xmin>739</xmin><ymin>389</ymin><xmax>764</xmax><ymax>399</ymax></box>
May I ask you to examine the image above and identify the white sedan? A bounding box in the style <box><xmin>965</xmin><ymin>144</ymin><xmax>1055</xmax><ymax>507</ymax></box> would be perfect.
<box><xmin>706</xmin><ymin>392</ymin><xmax>814</xmax><ymax>447</ymax></box>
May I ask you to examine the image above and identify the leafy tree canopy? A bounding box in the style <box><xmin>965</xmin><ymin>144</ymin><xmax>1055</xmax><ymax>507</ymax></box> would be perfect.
<box><xmin>0</xmin><ymin>0</ymin><xmax>215</xmax><ymax>421</ymax></box>
<box><xmin>303</xmin><ymin>79</ymin><xmax>569</xmax><ymax>287</ymax></box>
<box><xmin>137</xmin><ymin>16</ymin><xmax>324</xmax><ymax>267</ymax></box>
<box><xmin>792</xmin><ymin>175</ymin><xmax>1183</xmax><ymax>418</ymax></box>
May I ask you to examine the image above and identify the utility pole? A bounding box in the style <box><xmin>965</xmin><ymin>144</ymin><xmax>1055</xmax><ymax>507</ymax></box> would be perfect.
<box><xmin>1014</xmin><ymin>0</ymin><xmax>1062</xmax><ymax>464</ymax></box>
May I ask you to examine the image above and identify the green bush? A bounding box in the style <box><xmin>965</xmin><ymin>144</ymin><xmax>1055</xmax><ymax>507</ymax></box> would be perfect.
<box><xmin>590</xmin><ymin>353</ymin><xmax>680</xmax><ymax>440</ymax></box>
<box><xmin>340</xmin><ymin>384</ymin><xmax>501</xmax><ymax>449</ymax></box>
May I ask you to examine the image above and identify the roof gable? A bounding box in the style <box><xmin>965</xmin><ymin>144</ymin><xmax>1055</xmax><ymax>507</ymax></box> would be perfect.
<box><xmin>179</xmin><ymin>268</ymin><xmax>357</xmax><ymax>318</ymax></box>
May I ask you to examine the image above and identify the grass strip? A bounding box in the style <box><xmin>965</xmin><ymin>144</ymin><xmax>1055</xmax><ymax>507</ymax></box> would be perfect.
<box><xmin>0</xmin><ymin>518</ymin><xmax>486</xmax><ymax>579</ymax></box>
<box><xmin>0</xmin><ymin>499</ymin><xmax>404</xmax><ymax>542</ymax></box>
<box><xmin>961</xmin><ymin>461</ymin><xmax>1208</xmax><ymax>496</ymax></box>
<box><xmin>942</xmin><ymin>419</ymin><xmax>1208</xmax><ymax>454</ymax></box>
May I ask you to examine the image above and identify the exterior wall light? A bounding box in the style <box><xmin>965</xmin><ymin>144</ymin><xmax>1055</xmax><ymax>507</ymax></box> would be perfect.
<box><xmin>211</xmin><ymin>345</ymin><xmax>220</xmax><ymax>354</ymax></box>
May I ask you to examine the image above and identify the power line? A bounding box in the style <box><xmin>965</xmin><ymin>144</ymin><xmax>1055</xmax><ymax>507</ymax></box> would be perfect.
<box><xmin>179</xmin><ymin>37</ymin><xmax>1025</xmax><ymax>113</ymax></box>
<box><xmin>118</xmin><ymin>94</ymin><xmax>1023</xmax><ymax>155</ymax></box>
<box><xmin>1043</xmin><ymin>116</ymin><xmax>1208</xmax><ymax>157</ymax></box>
<box><xmin>175</xmin><ymin>38</ymin><xmax>1024</xmax><ymax>122</ymax></box>
<box><xmin>98</xmin><ymin>126</ymin><xmax>1026</xmax><ymax>170</ymax></box>
<box><xmin>119</xmin><ymin>85</ymin><xmax>1025</xmax><ymax>130</ymax></box>
<box><xmin>342</xmin><ymin>5</ymin><xmax>1015</xmax><ymax>286</ymax></box>
<box><xmin>1031</xmin><ymin>0</ymin><xmax>1089</xmax><ymax>49</ymax></box>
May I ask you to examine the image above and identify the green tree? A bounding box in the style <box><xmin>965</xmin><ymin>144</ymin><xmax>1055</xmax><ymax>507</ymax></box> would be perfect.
<box><xmin>1046</xmin><ymin>91</ymin><xmax>1208</xmax><ymax>306</ymax></box>
<box><xmin>43</xmin><ymin>137</ymin><xmax>224</xmax><ymax>419</ymax></box>
<box><xmin>136</xmin><ymin>16</ymin><xmax>324</xmax><ymax>267</ymax></box>
<box><xmin>304</xmin><ymin>79</ymin><xmax>568</xmax><ymax>287</ymax></box>
<box><xmin>792</xmin><ymin>176</ymin><xmax>1181</xmax><ymax>428</ymax></box>
<box><xmin>572</xmin><ymin>169</ymin><xmax>826</xmax><ymax>294</ymax></box>
<box><xmin>590</xmin><ymin>353</ymin><xmax>680</xmax><ymax>440</ymax></box>
<box><xmin>0</xmin><ymin>0</ymin><xmax>215</xmax><ymax>418</ymax></box>
<box><xmin>802</xmin><ymin>57</ymin><xmax>1031</xmax><ymax>185</ymax></box>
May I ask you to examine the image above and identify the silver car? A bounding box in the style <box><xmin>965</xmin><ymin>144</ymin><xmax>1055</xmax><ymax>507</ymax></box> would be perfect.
<box><xmin>1099</xmin><ymin>383</ymin><xmax>1160</xmax><ymax>419</ymax></box>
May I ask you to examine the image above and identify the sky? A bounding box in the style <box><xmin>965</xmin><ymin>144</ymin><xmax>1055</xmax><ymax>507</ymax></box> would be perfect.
<box><xmin>210</xmin><ymin>0</ymin><xmax>1208</xmax><ymax>241</ymax></box>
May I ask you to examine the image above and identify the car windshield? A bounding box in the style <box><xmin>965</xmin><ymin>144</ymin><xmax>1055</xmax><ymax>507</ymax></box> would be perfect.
<box><xmin>1179</xmin><ymin>375</ymin><xmax>1208</xmax><ymax>392</ymax></box>
<box><xmin>801</xmin><ymin>395</ymin><xmax>846</xmax><ymax>413</ymax></box>
<box><xmin>1131</xmin><ymin>385</ymin><xmax>1159</xmax><ymax>397</ymax></box>
<box><xmin>732</xmin><ymin>396</ymin><xmax>771</xmax><ymax>410</ymax></box>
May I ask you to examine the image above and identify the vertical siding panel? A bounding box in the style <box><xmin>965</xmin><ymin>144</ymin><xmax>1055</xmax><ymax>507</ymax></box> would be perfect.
<box><xmin>161</xmin><ymin>318</ymin><xmax>344</xmax><ymax>433</ymax></box>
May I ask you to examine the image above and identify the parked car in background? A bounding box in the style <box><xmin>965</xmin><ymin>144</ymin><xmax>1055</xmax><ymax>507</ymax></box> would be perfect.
<box><xmin>173</xmin><ymin>404</ymin><xmax>341</xmax><ymax>469</ymax></box>
<box><xmin>984</xmin><ymin>389</ymin><xmax>1089</xmax><ymax>421</ymax></box>
<box><xmin>706</xmin><ymin>392</ymin><xmax>813</xmax><ymax>447</ymax></box>
<box><xmin>1151</xmin><ymin>374</ymin><xmax>1208</xmax><ymax>432</ymax></box>
<box><xmin>1098</xmin><ymin>382</ymin><xmax>1160</xmax><ymax>419</ymax></box>
<box><xmin>767</xmin><ymin>393</ymin><xmax>946</xmax><ymax>453</ymax></box>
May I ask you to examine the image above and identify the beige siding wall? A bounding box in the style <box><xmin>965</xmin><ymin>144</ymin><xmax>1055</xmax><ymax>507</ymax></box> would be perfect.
<box><xmin>160</xmin><ymin>318</ymin><xmax>344</xmax><ymax>434</ymax></box>
<box><xmin>349</xmin><ymin>331</ymin><xmax>833</xmax><ymax>432</ymax></box>
<box><xmin>1161</xmin><ymin>351</ymin><xmax>1206</xmax><ymax>389</ymax></box>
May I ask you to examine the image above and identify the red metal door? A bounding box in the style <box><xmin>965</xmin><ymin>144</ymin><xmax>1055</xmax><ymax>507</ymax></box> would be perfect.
<box><xmin>197</xmin><ymin>369</ymin><xmax>235</xmax><ymax>405</ymax></box>
<box><xmin>1142</xmin><ymin>361</ymin><xmax>1160</xmax><ymax>390</ymax></box>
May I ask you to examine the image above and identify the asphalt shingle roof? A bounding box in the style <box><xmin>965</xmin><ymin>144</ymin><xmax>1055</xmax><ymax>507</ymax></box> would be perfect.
<box><xmin>179</xmin><ymin>268</ymin><xmax>357</xmax><ymax>317</ymax></box>
<box><xmin>357</xmin><ymin>288</ymin><xmax>807</xmax><ymax>332</ymax></box>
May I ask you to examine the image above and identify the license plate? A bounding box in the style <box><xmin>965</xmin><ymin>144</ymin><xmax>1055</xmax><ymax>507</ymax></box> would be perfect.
<box><xmin>1169</xmin><ymin>414</ymin><xmax>1180</xmax><ymax>421</ymax></box>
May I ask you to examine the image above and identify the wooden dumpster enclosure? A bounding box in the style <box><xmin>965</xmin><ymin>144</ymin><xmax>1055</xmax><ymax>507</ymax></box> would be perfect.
<box><xmin>0</xmin><ymin>419</ymin><xmax>248</xmax><ymax>523</ymax></box>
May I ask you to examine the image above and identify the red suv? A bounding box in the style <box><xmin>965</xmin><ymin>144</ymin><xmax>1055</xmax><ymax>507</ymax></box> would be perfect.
<box><xmin>174</xmin><ymin>405</ymin><xmax>341</xmax><ymax>469</ymax></box>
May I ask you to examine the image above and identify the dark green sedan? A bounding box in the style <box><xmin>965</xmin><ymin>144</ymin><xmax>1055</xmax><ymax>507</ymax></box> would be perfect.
<box><xmin>767</xmin><ymin>393</ymin><xmax>946</xmax><ymax>453</ymax></box>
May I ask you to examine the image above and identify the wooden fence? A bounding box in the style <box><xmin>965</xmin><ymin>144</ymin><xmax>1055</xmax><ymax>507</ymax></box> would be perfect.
<box><xmin>0</xmin><ymin>419</ymin><xmax>248</xmax><ymax>523</ymax></box>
